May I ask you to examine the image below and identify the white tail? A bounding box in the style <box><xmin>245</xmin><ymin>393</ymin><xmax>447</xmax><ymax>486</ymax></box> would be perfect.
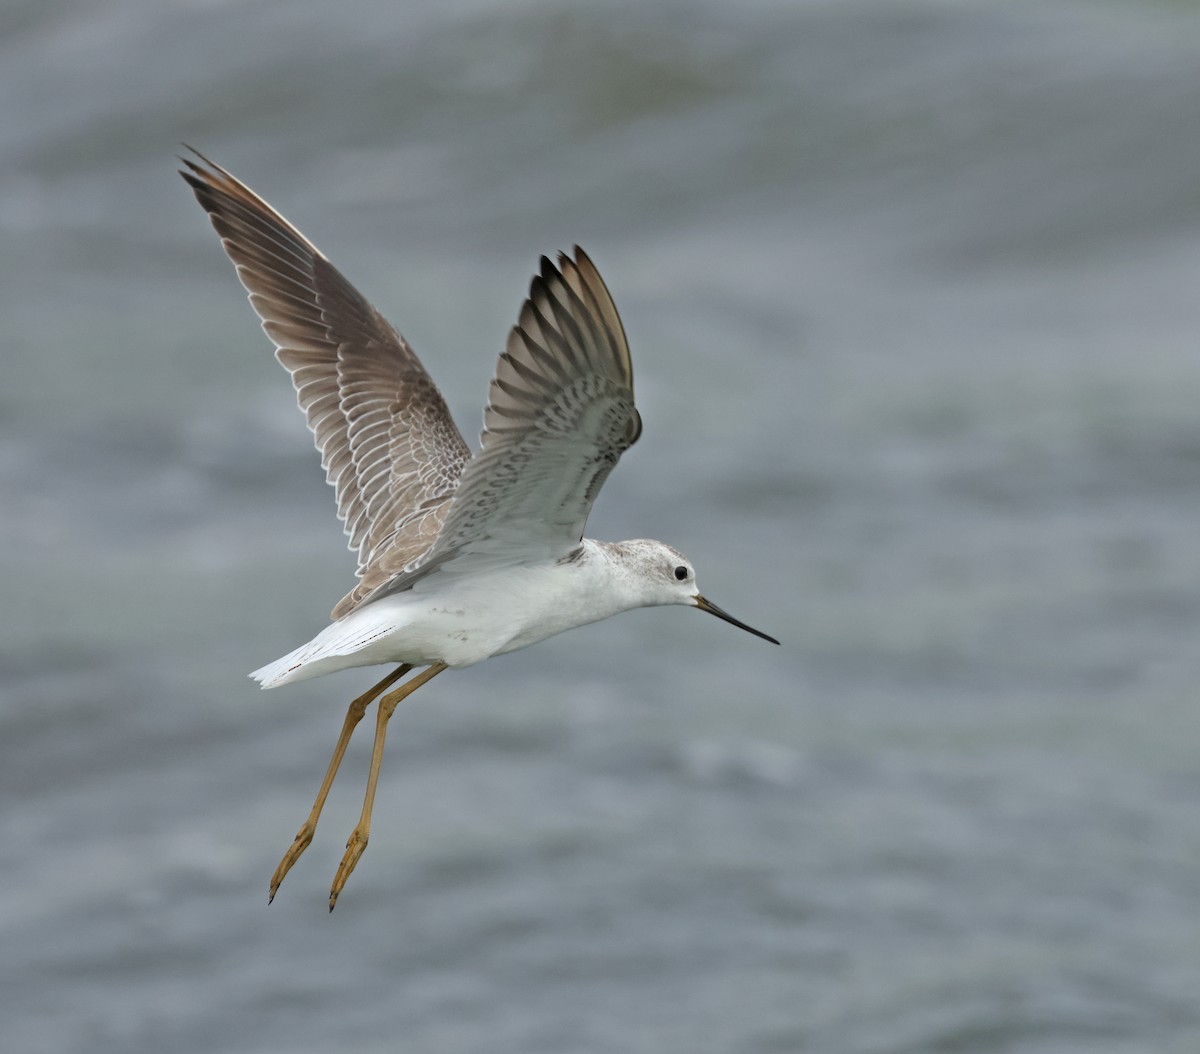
<box><xmin>249</xmin><ymin>616</ymin><xmax>400</xmax><ymax>688</ymax></box>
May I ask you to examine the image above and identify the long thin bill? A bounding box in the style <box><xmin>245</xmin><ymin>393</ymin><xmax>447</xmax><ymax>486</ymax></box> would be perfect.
<box><xmin>694</xmin><ymin>596</ymin><xmax>780</xmax><ymax>645</ymax></box>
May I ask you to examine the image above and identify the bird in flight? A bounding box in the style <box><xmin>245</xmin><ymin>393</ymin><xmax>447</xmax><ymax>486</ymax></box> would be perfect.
<box><xmin>181</xmin><ymin>148</ymin><xmax>778</xmax><ymax>909</ymax></box>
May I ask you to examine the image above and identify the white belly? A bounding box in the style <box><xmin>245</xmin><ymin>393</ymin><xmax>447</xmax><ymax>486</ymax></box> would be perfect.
<box><xmin>250</xmin><ymin>550</ymin><xmax>626</xmax><ymax>688</ymax></box>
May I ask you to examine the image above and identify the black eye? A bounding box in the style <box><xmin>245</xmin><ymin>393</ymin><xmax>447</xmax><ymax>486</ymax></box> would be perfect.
<box><xmin>674</xmin><ymin>565</ymin><xmax>689</xmax><ymax>581</ymax></box>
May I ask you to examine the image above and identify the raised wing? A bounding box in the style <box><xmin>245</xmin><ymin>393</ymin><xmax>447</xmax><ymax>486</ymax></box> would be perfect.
<box><xmin>356</xmin><ymin>248</ymin><xmax>643</xmax><ymax>607</ymax></box>
<box><xmin>180</xmin><ymin>149</ymin><xmax>471</xmax><ymax>619</ymax></box>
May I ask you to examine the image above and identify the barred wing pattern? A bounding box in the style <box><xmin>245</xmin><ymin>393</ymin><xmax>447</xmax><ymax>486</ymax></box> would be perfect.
<box><xmin>180</xmin><ymin>150</ymin><xmax>471</xmax><ymax>618</ymax></box>
<box><xmin>361</xmin><ymin>248</ymin><xmax>643</xmax><ymax>605</ymax></box>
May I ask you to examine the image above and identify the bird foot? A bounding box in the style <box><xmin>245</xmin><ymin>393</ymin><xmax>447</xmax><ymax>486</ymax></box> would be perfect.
<box><xmin>268</xmin><ymin>824</ymin><xmax>315</xmax><ymax>903</ymax></box>
<box><xmin>328</xmin><ymin>828</ymin><xmax>369</xmax><ymax>911</ymax></box>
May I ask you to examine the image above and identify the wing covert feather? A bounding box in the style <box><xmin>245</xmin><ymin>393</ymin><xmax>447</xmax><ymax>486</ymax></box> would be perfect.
<box><xmin>357</xmin><ymin>248</ymin><xmax>643</xmax><ymax>606</ymax></box>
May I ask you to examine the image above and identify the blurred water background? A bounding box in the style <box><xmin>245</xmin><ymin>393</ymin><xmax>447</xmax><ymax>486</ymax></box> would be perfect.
<box><xmin>3</xmin><ymin>1</ymin><xmax>1200</xmax><ymax>1051</ymax></box>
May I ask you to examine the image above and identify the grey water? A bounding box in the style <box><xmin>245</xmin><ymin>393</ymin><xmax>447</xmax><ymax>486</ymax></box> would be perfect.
<box><xmin>3</xmin><ymin>1</ymin><xmax>1200</xmax><ymax>1051</ymax></box>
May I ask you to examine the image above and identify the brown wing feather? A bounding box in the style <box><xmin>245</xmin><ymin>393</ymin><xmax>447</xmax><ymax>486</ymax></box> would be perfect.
<box><xmin>180</xmin><ymin>149</ymin><xmax>471</xmax><ymax>618</ymax></box>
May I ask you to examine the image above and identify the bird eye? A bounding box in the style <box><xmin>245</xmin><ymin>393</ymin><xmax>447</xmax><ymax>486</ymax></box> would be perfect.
<box><xmin>674</xmin><ymin>565</ymin><xmax>689</xmax><ymax>581</ymax></box>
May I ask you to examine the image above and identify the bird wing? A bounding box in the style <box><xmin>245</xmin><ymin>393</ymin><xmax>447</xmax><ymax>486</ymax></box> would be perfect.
<box><xmin>180</xmin><ymin>149</ymin><xmax>471</xmax><ymax>619</ymax></box>
<box><xmin>351</xmin><ymin>248</ymin><xmax>643</xmax><ymax>609</ymax></box>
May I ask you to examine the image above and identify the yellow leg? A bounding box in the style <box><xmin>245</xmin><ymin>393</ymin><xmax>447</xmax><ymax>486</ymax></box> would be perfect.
<box><xmin>329</xmin><ymin>662</ymin><xmax>449</xmax><ymax>911</ymax></box>
<box><xmin>268</xmin><ymin>664</ymin><xmax>413</xmax><ymax>903</ymax></box>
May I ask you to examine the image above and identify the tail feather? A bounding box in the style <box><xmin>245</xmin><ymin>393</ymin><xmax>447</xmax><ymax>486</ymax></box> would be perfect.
<box><xmin>249</xmin><ymin>617</ymin><xmax>398</xmax><ymax>688</ymax></box>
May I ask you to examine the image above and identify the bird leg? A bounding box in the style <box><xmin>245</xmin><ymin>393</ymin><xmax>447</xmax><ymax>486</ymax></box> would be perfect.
<box><xmin>268</xmin><ymin>664</ymin><xmax>413</xmax><ymax>903</ymax></box>
<box><xmin>329</xmin><ymin>662</ymin><xmax>449</xmax><ymax>911</ymax></box>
